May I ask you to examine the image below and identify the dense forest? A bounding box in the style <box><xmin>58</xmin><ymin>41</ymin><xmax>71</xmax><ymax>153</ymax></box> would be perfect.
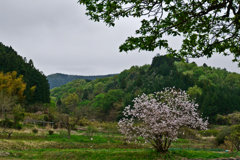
<box><xmin>47</xmin><ymin>73</ymin><xmax>118</xmax><ymax>89</ymax></box>
<box><xmin>2</xmin><ymin>41</ymin><xmax>239</xmax><ymax>123</ymax></box>
<box><xmin>50</xmin><ymin>54</ymin><xmax>240</xmax><ymax>123</ymax></box>
<box><xmin>0</xmin><ymin>42</ymin><xmax>50</xmax><ymax>106</ymax></box>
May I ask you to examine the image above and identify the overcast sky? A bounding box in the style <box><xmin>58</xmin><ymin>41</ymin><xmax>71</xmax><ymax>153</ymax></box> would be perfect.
<box><xmin>1</xmin><ymin>0</ymin><xmax>239</xmax><ymax>76</ymax></box>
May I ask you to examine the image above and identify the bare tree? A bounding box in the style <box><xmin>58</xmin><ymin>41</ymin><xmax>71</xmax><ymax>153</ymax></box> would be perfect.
<box><xmin>55</xmin><ymin>106</ymin><xmax>89</xmax><ymax>139</ymax></box>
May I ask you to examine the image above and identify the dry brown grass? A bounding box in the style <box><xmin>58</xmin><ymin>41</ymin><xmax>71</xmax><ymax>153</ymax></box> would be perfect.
<box><xmin>0</xmin><ymin>139</ymin><xmax>59</xmax><ymax>150</ymax></box>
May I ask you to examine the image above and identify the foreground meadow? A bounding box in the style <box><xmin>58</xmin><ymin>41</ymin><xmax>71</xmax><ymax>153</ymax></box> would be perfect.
<box><xmin>0</xmin><ymin>125</ymin><xmax>240</xmax><ymax>160</ymax></box>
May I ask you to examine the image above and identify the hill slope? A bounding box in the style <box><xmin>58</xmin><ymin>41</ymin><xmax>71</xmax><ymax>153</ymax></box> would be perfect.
<box><xmin>50</xmin><ymin>55</ymin><xmax>240</xmax><ymax>123</ymax></box>
<box><xmin>0</xmin><ymin>42</ymin><xmax>50</xmax><ymax>105</ymax></box>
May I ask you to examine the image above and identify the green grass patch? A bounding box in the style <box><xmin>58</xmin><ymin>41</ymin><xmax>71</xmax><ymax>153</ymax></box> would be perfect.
<box><xmin>173</xmin><ymin>138</ymin><xmax>189</xmax><ymax>143</ymax></box>
<box><xmin>169</xmin><ymin>148</ymin><xmax>224</xmax><ymax>151</ymax></box>
<box><xmin>4</xmin><ymin>148</ymin><xmax>238</xmax><ymax>160</ymax></box>
<box><xmin>0</xmin><ymin>126</ymin><xmax>238</xmax><ymax>159</ymax></box>
<box><xmin>198</xmin><ymin>129</ymin><xmax>218</xmax><ymax>137</ymax></box>
<box><xmin>171</xmin><ymin>149</ymin><xmax>236</xmax><ymax>159</ymax></box>
<box><xmin>46</xmin><ymin>134</ymin><xmax>121</xmax><ymax>144</ymax></box>
<box><xmin>5</xmin><ymin>148</ymin><xmax>178</xmax><ymax>160</ymax></box>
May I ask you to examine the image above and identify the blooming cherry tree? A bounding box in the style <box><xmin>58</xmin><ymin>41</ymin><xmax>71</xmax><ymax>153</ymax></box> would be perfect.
<box><xmin>118</xmin><ymin>87</ymin><xmax>208</xmax><ymax>152</ymax></box>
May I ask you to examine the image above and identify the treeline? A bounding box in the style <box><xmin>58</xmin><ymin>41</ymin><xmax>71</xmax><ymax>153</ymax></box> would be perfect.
<box><xmin>47</xmin><ymin>73</ymin><xmax>118</xmax><ymax>89</ymax></box>
<box><xmin>173</xmin><ymin>60</ymin><xmax>240</xmax><ymax>123</ymax></box>
<box><xmin>0</xmin><ymin>42</ymin><xmax>50</xmax><ymax>106</ymax></box>
<box><xmin>50</xmin><ymin>54</ymin><xmax>240</xmax><ymax>123</ymax></box>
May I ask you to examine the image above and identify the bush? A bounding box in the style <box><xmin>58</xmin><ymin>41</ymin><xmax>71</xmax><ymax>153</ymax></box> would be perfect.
<box><xmin>216</xmin><ymin>126</ymin><xmax>232</xmax><ymax>145</ymax></box>
<box><xmin>14</xmin><ymin>123</ymin><xmax>23</xmax><ymax>130</ymax></box>
<box><xmin>102</xmin><ymin>122</ymin><xmax>120</xmax><ymax>134</ymax></box>
<box><xmin>216</xmin><ymin>114</ymin><xmax>231</xmax><ymax>125</ymax></box>
<box><xmin>0</xmin><ymin>118</ymin><xmax>14</xmax><ymax>128</ymax></box>
<box><xmin>198</xmin><ymin>129</ymin><xmax>218</xmax><ymax>137</ymax></box>
<box><xmin>48</xmin><ymin>130</ymin><xmax>54</xmax><ymax>135</ymax></box>
<box><xmin>13</xmin><ymin>105</ymin><xmax>25</xmax><ymax>126</ymax></box>
<box><xmin>32</xmin><ymin>128</ymin><xmax>38</xmax><ymax>134</ymax></box>
<box><xmin>177</xmin><ymin>127</ymin><xmax>199</xmax><ymax>140</ymax></box>
<box><xmin>225</xmin><ymin>125</ymin><xmax>240</xmax><ymax>152</ymax></box>
<box><xmin>43</xmin><ymin>115</ymin><xmax>49</xmax><ymax>121</ymax></box>
<box><xmin>216</xmin><ymin>112</ymin><xmax>240</xmax><ymax>125</ymax></box>
<box><xmin>53</xmin><ymin>123</ymin><xmax>58</xmax><ymax>129</ymax></box>
<box><xmin>85</xmin><ymin>125</ymin><xmax>98</xmax><ymax>137</ymax></box>
<box><xmin>59</xmin><ymin>130</ymin><xmax>68</xmax><ymax>138</ymax></box>
<box><xmin>78</xmin><ymin>118</ymin><xmax>90</xmax><ymax>126</ymax></box>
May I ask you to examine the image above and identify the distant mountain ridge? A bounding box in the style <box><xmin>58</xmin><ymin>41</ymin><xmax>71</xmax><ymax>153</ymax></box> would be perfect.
<box><xmin>47</xmin><ymin>73</ymin><xmax>118</xmax><ymax>89</ymax></box>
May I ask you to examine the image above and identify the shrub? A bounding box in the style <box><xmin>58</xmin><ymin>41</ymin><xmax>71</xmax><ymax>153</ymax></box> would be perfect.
<box><xmin>32</xmin><ymin>128</ymin><xmax>38</xmax><ymax>134</ymax></box>
<box><xmin>43</xmin><ymin>115</ymin><xmax>49</xmax><ymax>121</ymax></box>
<box><xmin>0</xmin><ymin>118</ymin><xmax>14</xmax><ymax>128</ymax></box>
<box><xmin>216</xmin><ymin>112</ymin><xmax>240</xmax><ymax>125</ymax></box>
<box><xmin>53</xmin><ymin>123</ymin><xmax>58</xmax><ymax>129</ymax></box>
<box><xmin>14</xmin><ymin>123</ymin><xmax>23</xmax><ymax>130</ymax></box>
<box><xmin>12</xmin><ymin>105</ymin><xmax>25</xmax><ymax>126</ymax></box>
<box><xmin>216</xmin><ymin>114</ymin><xmax>231</xmax><ymax>125</ymax></box>
<box><xmin>78</xmin><ymin>118</ymin><xmax>90</xmax><ymax>126</ymax></box>
<box><xmin>177</xmin><ymin>127</ymin><xmax>199</xmax><ymax>140</ymax></box>
<box><xmin>225</xmin><ymin>125</ymin><xmax>240</xmax><ymax>152</ymax></box>
<box><xmin>48</xmin><ymin>130</ymin><xmax>54</xmax><ymax>135</ymax></box>
<box><xmin>102</xmin><ymin>122</ymin><xmax>120</xmax><ymax>134</ymax></box>
<box><xmin>216</xmin><ymin>126</ymin><xmax>232</xmax><ymax>145</ymax></box>
<box><xmin>85</xmin><ymin>125</ymin><xmax>98</xmax><ymax>137</ymax></box>
<box><xmin>59</xmin><ymin>130</ymin><xmax>68</xmax><ymax>138</ymax></box>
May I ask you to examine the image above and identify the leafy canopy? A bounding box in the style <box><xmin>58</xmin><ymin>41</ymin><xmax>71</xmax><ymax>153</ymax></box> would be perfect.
<box><xmin>79</xmin><ymin>0</ymin><xmax>240</xmax><ymax>65</ymax></box>
<box><xmin>0</xmin><ymin>71</ymin><xmax>27</xmax><ymax>103</ymax></box>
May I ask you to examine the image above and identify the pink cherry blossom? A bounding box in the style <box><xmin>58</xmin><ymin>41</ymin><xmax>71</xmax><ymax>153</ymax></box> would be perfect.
<box><xmin>118</xmin><ymin>87</ymin><xmax>208</xmax><ymax>152</ymax></box>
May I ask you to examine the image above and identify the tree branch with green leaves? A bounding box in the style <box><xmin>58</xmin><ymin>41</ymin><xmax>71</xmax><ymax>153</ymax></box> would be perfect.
<box><xmin>79</xmin><ymin>0</ymin><xmax>240</xmax><ymax>65</ymax></box>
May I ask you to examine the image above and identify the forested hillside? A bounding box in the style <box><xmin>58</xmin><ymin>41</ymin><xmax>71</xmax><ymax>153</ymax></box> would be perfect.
<box><xmin>0</xmin><ymin>42</ymin><xmax>50</xmax><ymax>105</ymax></box>
<box><xmin>47</xmin><ymin>73</ymin><xmax>118</xmax><ymax>89</ymax></box>
<box><xmin>50</xmin><ymin>55</ymin><xmax>240</xmax><ymax>123</ymax></box>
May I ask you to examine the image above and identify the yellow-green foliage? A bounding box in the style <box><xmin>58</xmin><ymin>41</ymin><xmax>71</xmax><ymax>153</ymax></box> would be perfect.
<box><xmin>0</xmin><ymin>71</ymin><xmax>27</xmax><ymax>103</ymax></box>
<box><xmin>216</xmin><ymin>114</ymin><xmax>231</xmax><ymax>125</ymax></box>
<box><xmin>101</xmin><ymin>122</ymin><xmax>119</xmax><ymax>134</ymax></box>
<box><xmin>183</xmin><ymin>70</ymin><xmax>194</xmax><ymax>77</ymax></box>
<box><xmin>216</xmin><ymin>126</ymin><xmax>232</xmax><ymax>145</ymax></box>
<box><xmin>226</xmin><ymin>125</ymin><xmax>240</xmax><ymax>152</ymax></box>
<box><xmin>174</xmin><ymin>61</ymin><xmax>240</xmax><ymax>88</ymax></box>
<box><xmin>187</xmin><ymin>85</ymin><xmax>202</xmax><ymax>99</ymax></box>
<box><xmin>62</xmin><ymin>93</ymin><xmax>79</xmax><ymax>109</ymax></box>
<box><xmin>216</xmin><ymin>112</ymin><xmax>240</xmax><ymax>125</ymax></box>
<box><xmin>24</xmin><ymin>112</ymin><xmax>48</xmax><ymax>121</ymax></box>
<box><xmin>78</xmin><ymin>118</ymin><xmax>91</xmax><ymax>126</ymax></box>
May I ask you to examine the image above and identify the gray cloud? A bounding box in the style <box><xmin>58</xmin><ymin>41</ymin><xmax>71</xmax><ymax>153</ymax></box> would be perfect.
<box><xmin>0</xmin><ymin>0</ymin><xmax>239</xmax><ymax>76</ymax></box>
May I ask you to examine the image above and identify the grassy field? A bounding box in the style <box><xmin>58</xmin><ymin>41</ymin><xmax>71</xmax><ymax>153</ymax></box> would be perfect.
<box><xmin>0</xmin><ymin>126</ymin><xmax>239</xmax><ymax>160</ymax></box>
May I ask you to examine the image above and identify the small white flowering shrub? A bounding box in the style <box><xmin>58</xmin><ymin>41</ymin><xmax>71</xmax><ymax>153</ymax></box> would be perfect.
<box><xmin>118</xmin><ymin>87</ymin><xmax>208</xmax><ymax>152</ymax></box>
